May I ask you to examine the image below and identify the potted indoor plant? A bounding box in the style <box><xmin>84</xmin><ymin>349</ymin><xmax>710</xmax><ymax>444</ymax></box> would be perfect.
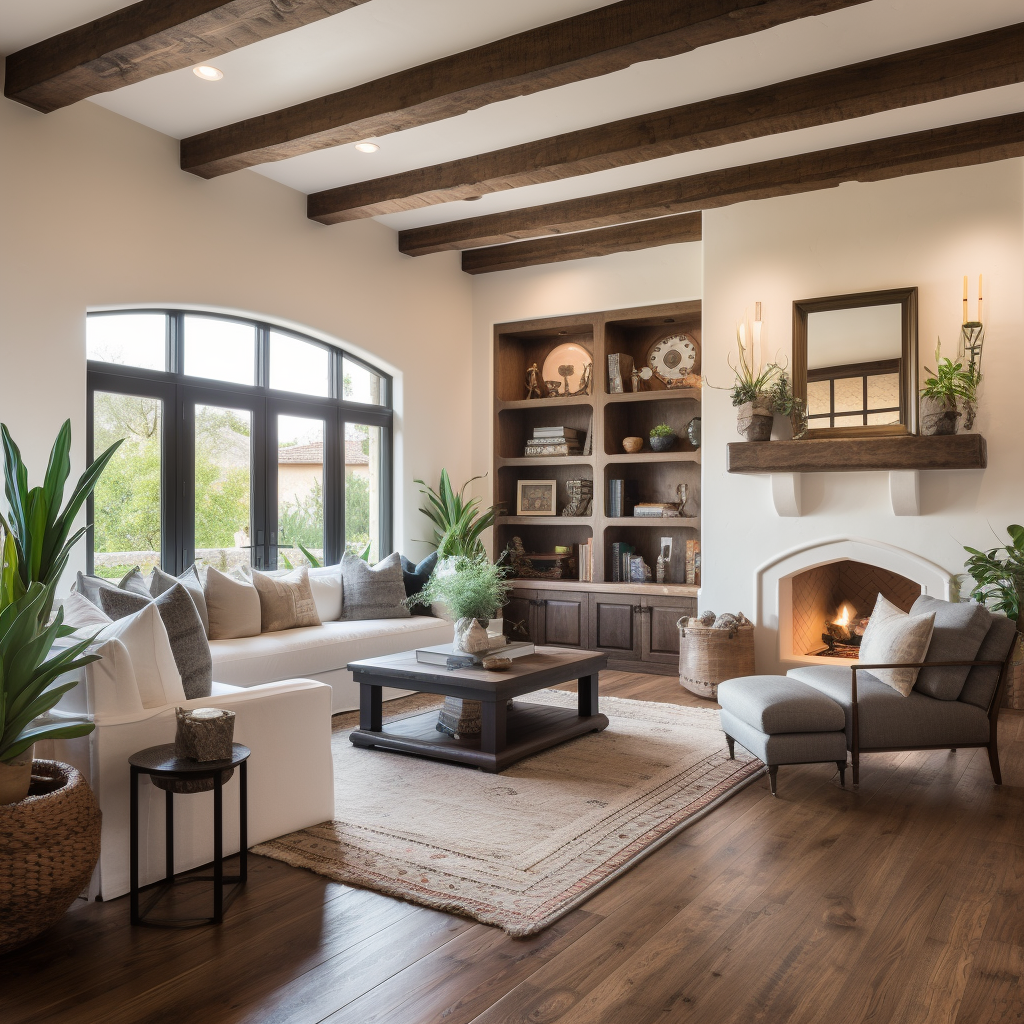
<box><xmin>649</xmin><ymin>424</ymin><xmax>677</xmax><ymax>452</ymax></box>
<box><xmin>0</xmin><ymin>420</ymin><xmax>120</xmax><ymax>953</ymax></box>
<box><xmin>725</xmin><ymin>316</ymin><xmax>791</xmax><ymax>441</ymax></box>
<box><xmin>920</xmin><ymin>342</ymin><xmax>978</xmax><ymax>436</ymax></box>
<box><xmin>964</xmin><ymin>525</ymin><xmax>1024</xmax><ymax>626</ymax></box>
<box><xmin>415</xmin><ymin>469</ymin><xmax>500</xmax><ymax>559</ymax></box>
<box><xmin>408</xmin><ymin>555</ymin><xmax>511</xmax><ymax>653</ymax></box>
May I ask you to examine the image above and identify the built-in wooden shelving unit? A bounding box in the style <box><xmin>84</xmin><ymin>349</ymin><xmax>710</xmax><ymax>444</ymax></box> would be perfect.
<box><xmin>493</xmin><ymin>301</ymin><xmax>702</xmax><ymax>673</ymax></box>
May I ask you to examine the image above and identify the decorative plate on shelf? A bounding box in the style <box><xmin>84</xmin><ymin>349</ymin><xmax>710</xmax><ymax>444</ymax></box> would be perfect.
<box><xmin>542</xmin><ymin>343</ymin><xmax>592</xmax><ymax>395</ymax></box>
<box><xmin>647</xmin><ymin>333</ymin><xmax>699</xmax><ymax>380</ymax></box>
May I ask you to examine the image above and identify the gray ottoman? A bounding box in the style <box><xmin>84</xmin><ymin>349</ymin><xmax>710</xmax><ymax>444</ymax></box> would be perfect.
<box><xmin>717</xmin><ymin>675</ymin><xmax>848</xmax><ymax>797</ymax></box>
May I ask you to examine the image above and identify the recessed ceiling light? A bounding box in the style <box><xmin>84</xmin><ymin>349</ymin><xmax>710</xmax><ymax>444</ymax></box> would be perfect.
<box><xmin>193</xmin><ymin>65</ymin><xmax>223</xmax><ymax>81</ymax></box>
<box><xmin>355</xmin><ymin>142</ymin><xmax>379</xmax><ymax>153</ymax></box>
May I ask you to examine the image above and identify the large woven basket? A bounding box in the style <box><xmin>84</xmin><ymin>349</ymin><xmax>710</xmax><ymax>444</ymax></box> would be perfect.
<box><xmin>0</xmin><ymin>760</ymin><xmax>101</xmax><ymax>954</ymax></box>
<box><xmin>677</xmin><ymin>621</ymin><xmax>755</xmax><ymax>699</ymax></box>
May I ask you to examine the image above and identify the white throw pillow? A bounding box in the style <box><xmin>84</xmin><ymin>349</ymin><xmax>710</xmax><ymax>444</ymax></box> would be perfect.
<box><xmin>83</xmin><ymin>637</ymin><xmax>144</xmax><ymax>718</ymax></box>
<box><xmin>60</xmin><ymin>590</ymin><xmax>113</xmax><ymax>629</ymax></box>
<box><xmin>308</xmin><ymin>565</ymin><xmax>343</xmax><ymax>622</ymax></box>
<box><xmin>858</xmin><ymin>594</ymin><xmax>936</xmax><ymax>697</ymax></box>
<box><xmin>204</xmin><ymin>565</ymin><xmax>262</xmax><ymax>640</ymax></box>
<box><xmin>92</xmin><ymin>602</ymin><xmax>185</xmax><ymax>708</ymax></box>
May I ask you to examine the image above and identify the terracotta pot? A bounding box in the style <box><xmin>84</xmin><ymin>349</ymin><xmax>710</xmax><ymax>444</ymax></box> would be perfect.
<box><xmin>0</xmin><ymin>748</ymin><xmax>34</xmax><ymax>805</ymax></box>
<box><xmin>920</xmin><ymin>395</ymin><xmax>960</xmax><ymax>436</ymax></box>
<box><xmin>622</xmin><ymin>436</ymin><xmax>644</xmax><ymax>453</ymax></box>
<box><xmin>0</xmin><ymin>760</ymin><xmax>101</xmax><ymax>954</ymax></box>
<box><xmin>736</xmin><ymin>398</ymin><xmax>773</xmax><ymax>441</ymax></box>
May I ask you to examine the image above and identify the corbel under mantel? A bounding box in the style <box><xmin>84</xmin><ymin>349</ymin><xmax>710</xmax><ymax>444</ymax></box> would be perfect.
<box><xmin>727</xmin><ymin>434</ymin><xmax>986</xmax><ymax>518</ymax></box>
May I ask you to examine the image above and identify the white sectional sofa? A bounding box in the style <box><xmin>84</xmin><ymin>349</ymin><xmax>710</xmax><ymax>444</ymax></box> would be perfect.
<box><xmin>210</xmin><ymin>614</ymin><xmax>453</xmax><ymax>713</ymax></box>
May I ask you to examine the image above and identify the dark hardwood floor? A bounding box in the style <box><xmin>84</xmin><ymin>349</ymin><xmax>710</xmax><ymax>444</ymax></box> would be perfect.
<box><xmin>4</xmin><ymin>670</ymin><xmax>1023</xmax><ymax>1024</ymax></box>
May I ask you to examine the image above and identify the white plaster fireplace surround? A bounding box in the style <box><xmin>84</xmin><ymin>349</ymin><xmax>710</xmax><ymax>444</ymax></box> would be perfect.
<box><xmin>755</xmin><ymin>537</ymin><xmax>952</xmax><ymax>670</ymax></box>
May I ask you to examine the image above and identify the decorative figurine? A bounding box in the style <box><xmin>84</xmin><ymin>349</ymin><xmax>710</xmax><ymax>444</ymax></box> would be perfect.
<box><xmin>545</xmin><ymin>380</ymin><xmax>562</xmax><ymax>397</ymax></box>
<box><xmin>570</xmin><ymin>362</ymin><xmax>593</xmax><ymax>396</ymax></box>
<box><xmin>525</xmin><ymin>363</ymin><xmax>542</xmax><ymax>399</ymax></box>
<box><xmin>558</xmin><ymin>363</ymin><xmax>575</xmax><ymax>395</ymax></box>
<box><xmin>676</xmin><ymin>483</ymin><xmax>689</xmax><ymax>517</ymax></box>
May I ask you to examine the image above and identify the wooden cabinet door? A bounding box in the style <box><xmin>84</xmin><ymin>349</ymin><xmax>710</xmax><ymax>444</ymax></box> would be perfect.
<box><xmin>502</xmin><ymin>592</ymin><xmax>537</xmax><ymax>643</ymax></box>
<box><xmin>590</xmin><ymin>595</ymin><xmax>641</xmax><ymax>660</ymax></box>
<box><xmin>536</xmin><ymin>591</ymin><xmax>588</xmax><ymax>649</ymax></box>
<box><xmin>642</xmin><ymin>596</ymin><xmax>697</xmax><ymax>666</ymax></box>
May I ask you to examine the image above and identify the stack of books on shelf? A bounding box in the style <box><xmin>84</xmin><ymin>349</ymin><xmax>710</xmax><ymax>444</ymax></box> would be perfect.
<box><xmin>685</xmin><ymin>540</ymin><xmax>701</xmax><ymax>585</ymax></box>
<box><xmin>610</xmin><ymin>541</ymin><xmax>635</xmax><ymax>583</ymax></box>
<box><xmin>524</xmin><ymin>426</ymin><xmax>581</xmax><ymax>457</ymax></box>
<box><xmin>577</xmin><ymin>537</ymin><xmax>594</xmax><ymax>581</ymax></box>
<box><xmin>633</xmin><ymin>502</ymin><xmax>681</xmax><ymax>518</ymax></box>
<box><xmin>607</xmin><ymin>478</ymin><xmax>639</xmax><ymax>518</ymax></box>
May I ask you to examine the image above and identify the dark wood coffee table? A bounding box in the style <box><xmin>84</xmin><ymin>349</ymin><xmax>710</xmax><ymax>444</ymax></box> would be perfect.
<box><xmin>347</xmin><ymin>646</ymin><xmax>609</xmax><ymax>772</ymax></box>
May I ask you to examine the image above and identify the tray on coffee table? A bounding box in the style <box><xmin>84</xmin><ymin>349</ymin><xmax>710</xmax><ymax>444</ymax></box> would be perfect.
<box><xmin>347</xmin><ymin>646</ymin><xmax>608</xmax><ymax>772</ymax></box>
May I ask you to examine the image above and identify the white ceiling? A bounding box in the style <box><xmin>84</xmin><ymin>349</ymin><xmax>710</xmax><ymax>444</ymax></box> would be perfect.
<box><xmin>3</xmin><ymin>0</ymin><xmax>1022</xmax><ymax>234</ymax></box>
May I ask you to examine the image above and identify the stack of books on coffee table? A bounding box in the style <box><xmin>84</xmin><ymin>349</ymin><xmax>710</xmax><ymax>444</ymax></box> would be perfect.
<box><xmin>524</xmin><ymin>426</ymin><xmax>581</xmax><ymax>457</ymax></box>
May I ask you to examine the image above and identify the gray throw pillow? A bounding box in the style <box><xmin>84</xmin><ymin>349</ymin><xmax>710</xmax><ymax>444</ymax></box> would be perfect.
<box><xmin>97</xmin><ymin>583</ymin><xmax>213</xmax><ymax>699</ymax></box>
<box><xmin>150</xmin><ymin>564</ymin><xmax>210</xmax><ymax>637</ymax></box>
<box><xmin>910</xmin><ymin>595</ymin><xmax>992</xmax><ymax>700</ymax></box>
<box><xmin>119</xmin><ymin>566</ymin><xmax>155</xmax><ymax>598</ymax></box>
<box><xmin>959</xmin><ymin>614</ymin><xmax>1018</xmax><ymax>710</ymax></box>
<box><xmin>75</xmin><ymin>570</ymin><xmax>126</xmax><ymax>607</ymax></box>
<box><xmin>340</xmin><ymin>551</ymin><xmax>410</xmax><ymax>621</ymax></box>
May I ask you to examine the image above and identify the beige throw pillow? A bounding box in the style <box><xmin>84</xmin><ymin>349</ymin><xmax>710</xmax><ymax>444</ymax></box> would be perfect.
<box><xmin>204</xmin><ymin>566</ymin><xmax>262</xmax><ymax>640</ymax></box>
<box><xmin>858</xmin><ymin>594</ymin><xmax>936</xmax><ymax>696</ymax></box>
<box><xmin>250</xmin><ymin>567</ymin><xmax>321</xmax><ymax>633</ymax></box>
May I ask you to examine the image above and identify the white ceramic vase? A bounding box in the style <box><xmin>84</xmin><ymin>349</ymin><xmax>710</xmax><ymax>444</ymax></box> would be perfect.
<box><xmin>453</xmin><ymin>617</ymin><xmax>491</xmax><ymax>654</ymax></box>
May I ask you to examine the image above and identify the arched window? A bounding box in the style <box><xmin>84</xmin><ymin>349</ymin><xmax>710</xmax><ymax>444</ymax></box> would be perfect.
<box><xmin>86</xmin><ymin>309</ymin><xmax>392</xmax><ymax>577</ymax></box>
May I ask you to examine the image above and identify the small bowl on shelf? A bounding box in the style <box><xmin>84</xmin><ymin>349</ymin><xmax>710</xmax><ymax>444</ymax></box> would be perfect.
<box><xmin>649</xmin><ymin>432</ymin><xmax>677</xmax><ymax>452</ymax></box>
<box><xmin>622</xmin><ymin>436</ymin><xmax>644</xmax><ymax>453</ymax></box>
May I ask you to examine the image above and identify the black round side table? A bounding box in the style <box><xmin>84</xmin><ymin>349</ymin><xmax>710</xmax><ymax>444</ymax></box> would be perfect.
<box><xmin>128</xmin><ymin>742</ymin><xmax>250</xmax><ymax>927</ymax></box>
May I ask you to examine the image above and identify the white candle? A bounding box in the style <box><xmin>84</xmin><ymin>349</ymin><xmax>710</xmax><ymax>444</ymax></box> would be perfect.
<box><xmin>190</xmin><ymin>708</ymin><xmax>225</xmax><ymax>719</ymax></box>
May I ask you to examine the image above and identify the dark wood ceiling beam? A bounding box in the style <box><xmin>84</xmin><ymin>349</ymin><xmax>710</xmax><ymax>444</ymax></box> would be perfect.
<box><xmin>309</xmin><ymin>22</ymin><xmax>1024</xmax><ymax>225</ymax></box>
<box><xmin>181</xmin><ymin>0</ymin><xmax>874</xmax><ymax>178</ymax></box>
<box><xmin>460</xmin><ymin>212</ymin><xmax>702</xmax><ymax>275</ymax></box>
<box><xmin>401</xmin><ymin>112</ymin><xmax>1024</xmax><ymax>255</ymax></box>
<box><xmin>3</xmin><ymin>0</ymin><xmax>369</xmax><ymax>113</ymax></box>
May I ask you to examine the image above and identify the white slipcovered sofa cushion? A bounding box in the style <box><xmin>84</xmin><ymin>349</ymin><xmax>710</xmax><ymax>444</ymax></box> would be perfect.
<box><xmin>210</xmin><ymin>615</ymin><xmax>454</xmax><ymax>711</ymax></box>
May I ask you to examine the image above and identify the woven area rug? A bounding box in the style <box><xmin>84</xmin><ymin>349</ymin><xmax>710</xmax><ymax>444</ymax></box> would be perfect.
<box><xmin>252</xmin><ymin>689</ymin><xmax>764</xmax><ymax>936</ymax></box>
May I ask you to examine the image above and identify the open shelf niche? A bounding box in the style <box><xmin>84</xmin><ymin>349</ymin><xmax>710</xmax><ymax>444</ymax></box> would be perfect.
<box><xmin>492</xmin><ymin>300</ymin><xmax>701</xmax><ymax>593</ymax></box>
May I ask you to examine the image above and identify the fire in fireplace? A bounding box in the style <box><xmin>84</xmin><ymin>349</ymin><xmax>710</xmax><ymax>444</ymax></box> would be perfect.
<box><xmin>790</xmin><ymin>560</ymin><xmax>921</xmax><ymax>659</ymax></box>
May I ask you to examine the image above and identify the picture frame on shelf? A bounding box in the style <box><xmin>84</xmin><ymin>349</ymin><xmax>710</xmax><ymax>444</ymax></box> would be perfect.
<box><xmin>516</xmin><ymin>479</ymin><xmax>557</xmax><ymax>516</ymax></box>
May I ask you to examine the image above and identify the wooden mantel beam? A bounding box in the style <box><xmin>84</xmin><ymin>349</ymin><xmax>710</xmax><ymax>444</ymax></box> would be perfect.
<box><xmin>460</xmin><ymin>211</ymin><xmax>702</xmax><ymax>274</ymax></box>
<box><xmin>400</xmin><ymin>112</ymin><xmax>1024</xmax><ymax>256</ymax></box>
<box><xmin>3</xmin><ymin>0</ymin><xmax>369</xmax><ymax>114</ymax></box>
<box><xmin>180</xmin><ymin>0</ymin><xmax>873</xmax><ymax>178</ymax></box>
<box><xmin>308</xmin><ymin>22</ymin><xmax>1024</xmax><ymax>225</ymax></box>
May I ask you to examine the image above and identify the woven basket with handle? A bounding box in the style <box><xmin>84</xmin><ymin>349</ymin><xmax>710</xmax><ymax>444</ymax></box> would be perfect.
<box><xmin>0</xmin><ymin>760</ymin><xmax>101</xmax><ymax>954</ymax></box>
<box><xmin>677</xmin><ymin>620</ymin><xmax>756</xmax><ymax>699</ymax></box>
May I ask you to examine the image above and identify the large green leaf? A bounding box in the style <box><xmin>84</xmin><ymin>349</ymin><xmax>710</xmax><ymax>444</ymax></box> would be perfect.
<box><xmin>2</xmin><ymin>721</ymin><xmax>95</xmax><ymax>764</ymax></box>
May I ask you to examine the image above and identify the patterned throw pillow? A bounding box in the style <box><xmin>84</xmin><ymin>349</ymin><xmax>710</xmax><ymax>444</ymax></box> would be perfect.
<box><xmin>858</xmin><ymin>594</ymin><xmax>936</xmax><ymax>697</ymax></box>
<box><xmin>340</xmin><ymin>551</ymin><xmax>410</xmax><ymax>621</ymax></box>
<box><xmin>150</xmin><ymin>564</ymin><xmax>210</xmax><ymax>637</ymax></box>
<box><xmin>249</xmin><ymin>566</ymin><xmax>321</xmax><ymax>632</ymax></box>
<box><xmin>96</xmin><ymin>583</ymin><xmax>213</xmax><ymax>699</ymax></box>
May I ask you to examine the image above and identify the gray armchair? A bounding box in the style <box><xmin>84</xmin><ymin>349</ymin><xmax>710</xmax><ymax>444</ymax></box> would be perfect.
<box><xmin>788</xmin><ymin>597</ymin><xmax>1018</xmax><ymax>788</ymax></box>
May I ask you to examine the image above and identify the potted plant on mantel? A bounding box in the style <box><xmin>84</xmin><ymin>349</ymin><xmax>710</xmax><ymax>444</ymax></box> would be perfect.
<box><xmin>0</xmin><ymin>420</ymin><xmax>121</xmax><ymax>954</ymax></box>
<box><xmin>920</xmin><ymin>341</ymin><xmax>981</xmax><ymax>436</ymax></box>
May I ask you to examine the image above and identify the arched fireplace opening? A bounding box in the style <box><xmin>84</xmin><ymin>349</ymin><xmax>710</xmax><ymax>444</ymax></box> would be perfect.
<box><xmin>791</xmin><ymin>560</ymin><xmax>921</xmax><ymax>658</ymax></box>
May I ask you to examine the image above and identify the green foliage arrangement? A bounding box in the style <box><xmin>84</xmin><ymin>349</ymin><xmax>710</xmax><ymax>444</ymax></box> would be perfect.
<box><xmin>650</xmin><ymin>424</ymin><xmax>675</xmax><ymax>438</ymax></box>
<box><xmin>922</xmin><ymin>341</ymin><xmax>981</xmax><ymax>405</ymax></box>
<box><xmin>407</xmin><ymin>555</ymin><xmax>510</xmax><ymax>621</ymax></box>
<box><xmin>0</xmin><ymin>420</ymin><xmax>119</xmax><ymax>765</ymax></box>
<box><xmin>3</xmin><ymin>419</ymin><xmax>122</xmax><ymax>602</ymax></box>
<box><xmin>964</xmin><ymin>525</ymin><xmax>1024</xmax><ymax>621</ymax></box>
<box><xmin>415</xmin><ymin>470</ymin><xmax>500</xmax><ymax>560</ymax></box>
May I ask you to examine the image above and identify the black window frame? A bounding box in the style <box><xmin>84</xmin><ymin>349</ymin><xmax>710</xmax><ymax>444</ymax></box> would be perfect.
<box><xmin>86</xmin><ymin>309</ymin><xmax>393</xmax><ymax>575</ymax></box>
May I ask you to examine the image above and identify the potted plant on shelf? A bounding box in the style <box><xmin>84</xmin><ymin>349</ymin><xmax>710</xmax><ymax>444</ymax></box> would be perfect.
<box><xmin>920</xmin><ymin>341</ymin><xmax>980</xmax><ymax>436</ymax></box>
<box><xmin>649</xmin><ymin>424</ymin><xmax>677</xmax><ymax>452</ymax></box>
<box><xmin>408</xmin><ymin>555</ymin><xmax>511</xmax><ymax>653</ymax></box>
<box><xmin>0</xmin><ymin>420</ymin><xmax>121</xmax><ymax>953</ymax></box>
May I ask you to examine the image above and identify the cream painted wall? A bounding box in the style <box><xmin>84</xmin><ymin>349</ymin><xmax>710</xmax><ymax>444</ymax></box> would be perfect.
<box><xmin>0</xmin><ymin>86</ymin><xmax>473</xmax><ymax>567</ymax></box>
<box><xmin>702</xmin><ymin>159</ymin><xmax>1024</xmax><ymax>671</ymax></box>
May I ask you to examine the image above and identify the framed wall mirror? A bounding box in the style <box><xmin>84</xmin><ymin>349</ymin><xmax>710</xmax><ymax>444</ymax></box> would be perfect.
<box><xmin>792</xmin><ymin>288</ymin><xmax>918</xmax><ymax>438</ymax></box>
